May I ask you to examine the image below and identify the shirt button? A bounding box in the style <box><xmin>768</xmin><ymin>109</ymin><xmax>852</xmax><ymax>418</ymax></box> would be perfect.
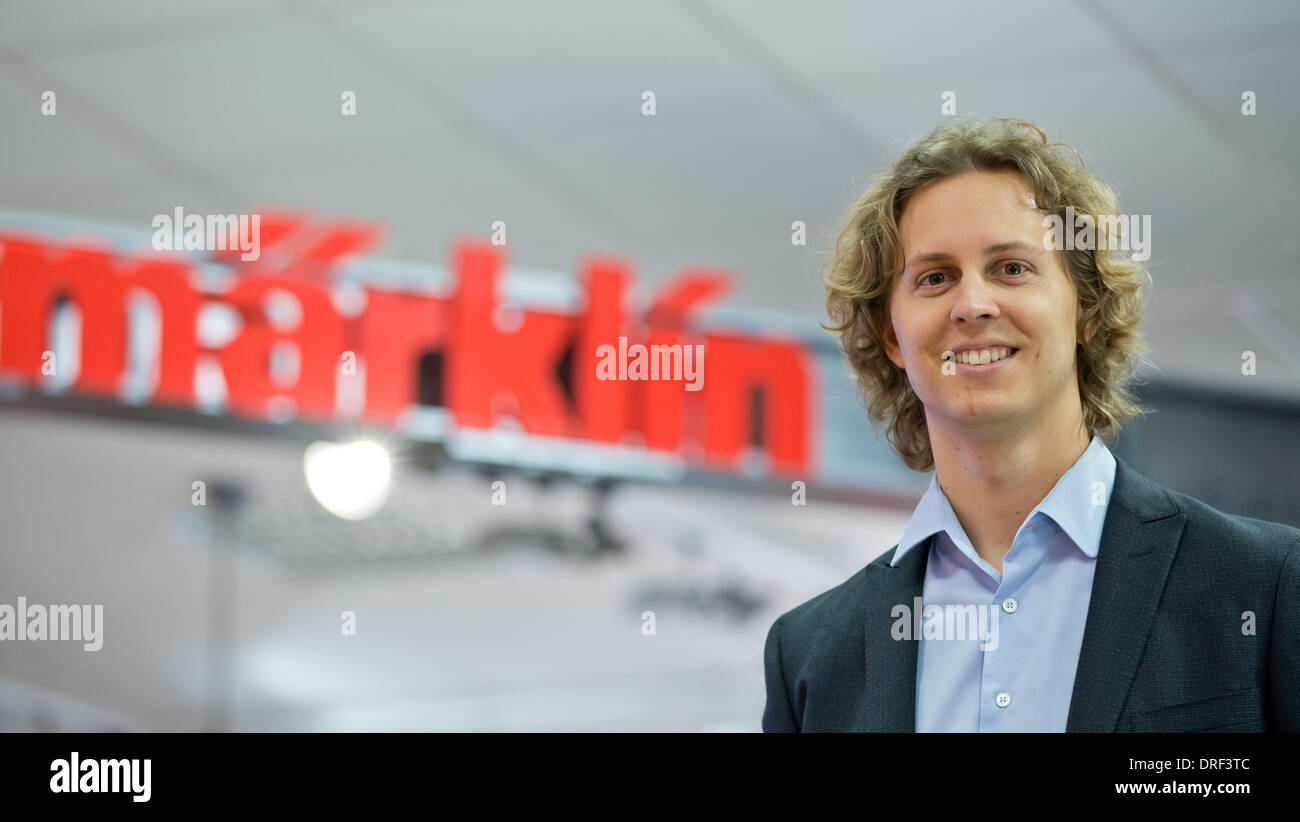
<box><xmin>1001</xmin><ymin>597</ymin><xmax>1018</xmax><ymax>614</ymax></box>
<box><xmin>995</xmin><ymin>691</ymin><xmax>1012</xmax><ymax>708</ymax></box>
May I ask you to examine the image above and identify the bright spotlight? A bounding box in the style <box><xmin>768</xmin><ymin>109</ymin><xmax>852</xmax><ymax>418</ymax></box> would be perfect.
<box><xmin>303</xmin><ymin>440</ymin><xmax>392</xmax><ymax>520</ymax></box>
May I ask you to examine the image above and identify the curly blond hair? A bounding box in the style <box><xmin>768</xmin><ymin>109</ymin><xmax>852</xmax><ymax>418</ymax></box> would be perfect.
<box><xmin>823</xmin><ymin>117</ymin><xmax>1152</xmax><ymax>472</ymax></box>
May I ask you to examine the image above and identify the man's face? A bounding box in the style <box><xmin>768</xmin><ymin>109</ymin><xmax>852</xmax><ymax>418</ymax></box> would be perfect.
<box><xmin>884</xmin><ymin>170</ymin><xmax>1085</xmax><ymax>432</ymax></box>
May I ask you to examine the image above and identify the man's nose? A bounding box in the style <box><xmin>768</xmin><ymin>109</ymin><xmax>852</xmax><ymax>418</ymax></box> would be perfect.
<box><xmin>950</xmin><ymin>272</ymin><xmax>999</xmax><ymax>321</ymax></box>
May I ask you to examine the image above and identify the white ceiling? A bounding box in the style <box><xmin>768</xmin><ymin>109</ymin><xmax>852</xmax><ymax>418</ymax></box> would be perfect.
<box><xmin>2</xmin><ymin>0</ymin><xmax>1298</xmax><ymax>395</ymax></box>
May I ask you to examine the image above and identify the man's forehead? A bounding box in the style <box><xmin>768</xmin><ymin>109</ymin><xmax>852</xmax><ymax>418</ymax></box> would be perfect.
<box><xmin>903</xmin><ymin>172</ymin><xmax>1040</xmax><ymax>224</ymax></box>
<box><xmin>902</xmin><ymin>184</ymin><xmax>1042</xmax><ymax>241</ymax></box>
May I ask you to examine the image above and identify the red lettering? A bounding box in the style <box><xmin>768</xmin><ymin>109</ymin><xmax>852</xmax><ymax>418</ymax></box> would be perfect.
<box><xmin>216</xmin><ymin>278</ymin><xmax>344</xmax><ymax>420</ymax></box>
<box><xmin>701</xmin><ymin>333</ymin><xmax>816</xmax><ymax>475</ymax></box>
<box><xmin>640</xmin><ymin>269</ymin><xmax>729</xmax><ymax>453</ymax></box>
<box><xmin>573</xmin><ymin>255</ymin><xmax>629</xmax><ymax>443</ymax></box>
<box><xmin>361</xmin><ymin>289</ymin><xmax>448</xmax><ymax>424</ymax></box>
<box><xmin>0</xmin><ymin>237</ymin><xmax>200</xmax><ymax>404</ymax></box>
<box><xmin>0</xmin><ymin>222</ymin><xmax>818</xmax><ymax>478</ymax></box>
<box><xmin>445</xmin><ymin>242</ymin><xmax>574</xmax><ymax>436</ymax></box>
<box><xmin>127</xmin><ymin>258</ymin><xmax>202</xmax><ymax>407</ymax></box>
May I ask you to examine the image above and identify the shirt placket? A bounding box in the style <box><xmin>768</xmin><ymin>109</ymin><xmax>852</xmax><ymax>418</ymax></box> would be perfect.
<box><xmin>977</xmin><ymin>525</ymin><xmax>1036</xmax><ymax>731</ymax></box>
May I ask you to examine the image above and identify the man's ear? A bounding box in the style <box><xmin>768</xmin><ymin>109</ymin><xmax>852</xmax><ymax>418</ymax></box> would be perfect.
<box><xmin>882</xmin><ymin>321</ymin><xmax>906</xmax><ymax>370</ymax></box>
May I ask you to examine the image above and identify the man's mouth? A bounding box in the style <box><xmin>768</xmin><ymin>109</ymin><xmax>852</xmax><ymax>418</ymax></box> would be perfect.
<box><xmin>944</xmin><ymin>346</ymin><xmax>1018</xmax><ymax>366</ymax></box>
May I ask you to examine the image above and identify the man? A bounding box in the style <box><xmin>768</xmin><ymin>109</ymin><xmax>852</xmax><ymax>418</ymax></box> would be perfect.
<box><xmin>763</xmin><ymin>118</ymin><xmax>1299</xmax><ymax>732</ymax></box>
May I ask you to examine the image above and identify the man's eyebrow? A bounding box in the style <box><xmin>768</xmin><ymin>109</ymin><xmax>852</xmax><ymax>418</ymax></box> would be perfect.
<box><xmin>904</xmin><ymin>241</ymin><xmax>1043</xmax><ymax>270</ymax></box>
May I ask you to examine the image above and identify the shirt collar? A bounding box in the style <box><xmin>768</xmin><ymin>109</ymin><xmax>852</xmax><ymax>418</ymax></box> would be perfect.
<box><xmin>890</xmin><ymin>435</ymin><xmax>1117</xmax><ymax>566</ymax></box>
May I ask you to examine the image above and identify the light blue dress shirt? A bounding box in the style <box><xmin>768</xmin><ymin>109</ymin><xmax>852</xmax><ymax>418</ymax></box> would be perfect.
<box><xmin>891</xmin><ymin>435</ymin><xmax>1117</xmax><ymax>732</ymax></box>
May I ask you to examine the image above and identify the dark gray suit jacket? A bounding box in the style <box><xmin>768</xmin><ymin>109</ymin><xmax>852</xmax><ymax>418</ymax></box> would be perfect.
<box><xmin>762</xmin><ymin>456</ymin><xmax>1300</xmax><ymax>732</ymax></box>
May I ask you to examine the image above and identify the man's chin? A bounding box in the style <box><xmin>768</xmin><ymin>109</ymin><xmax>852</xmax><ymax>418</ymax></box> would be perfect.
<box><xmin>936</xmin><ymin>402</ymin><xmax>1026</xmax><ymax>428</ymax></box>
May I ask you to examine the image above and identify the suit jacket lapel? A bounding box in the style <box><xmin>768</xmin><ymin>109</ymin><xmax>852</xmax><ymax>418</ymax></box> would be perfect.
<box><xmin>1066</xmin><ymin>456</ymin><xmax>1186</xmax><ymax>732</ymax></box>
<box><xmin>862</xmin><ymin>542</ymin><xmax>928</xmax><ymax>732</ymax></box>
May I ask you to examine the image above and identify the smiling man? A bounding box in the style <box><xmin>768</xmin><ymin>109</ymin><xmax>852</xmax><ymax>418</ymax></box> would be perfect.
<box><xmin>762</xmin><ymin>117</ymin><xmax>1300</xmax><ymax>733</ymax></box>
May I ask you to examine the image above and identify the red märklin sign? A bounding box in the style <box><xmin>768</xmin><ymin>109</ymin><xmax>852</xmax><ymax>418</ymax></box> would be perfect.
<box><xmin>0</xmin><ymin>213</ymin><xmax>817</xmax><ymax>477</ymax></box>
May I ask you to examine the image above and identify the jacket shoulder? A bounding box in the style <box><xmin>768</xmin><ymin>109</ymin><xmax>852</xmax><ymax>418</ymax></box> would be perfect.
<box><xmin>770</xmin><ymin>546</ymin><xmax>898</xmax><ymax>644</ymax></box>
<box><xmin>1158</xmin><ymin>482</ymin><xmax>1300</xmax><ymax>561</ymax></box>
<box><xmin>1112</xmin><ymin>459</ymin><xmax>1300</xmax><ymax>561</ymax></box>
